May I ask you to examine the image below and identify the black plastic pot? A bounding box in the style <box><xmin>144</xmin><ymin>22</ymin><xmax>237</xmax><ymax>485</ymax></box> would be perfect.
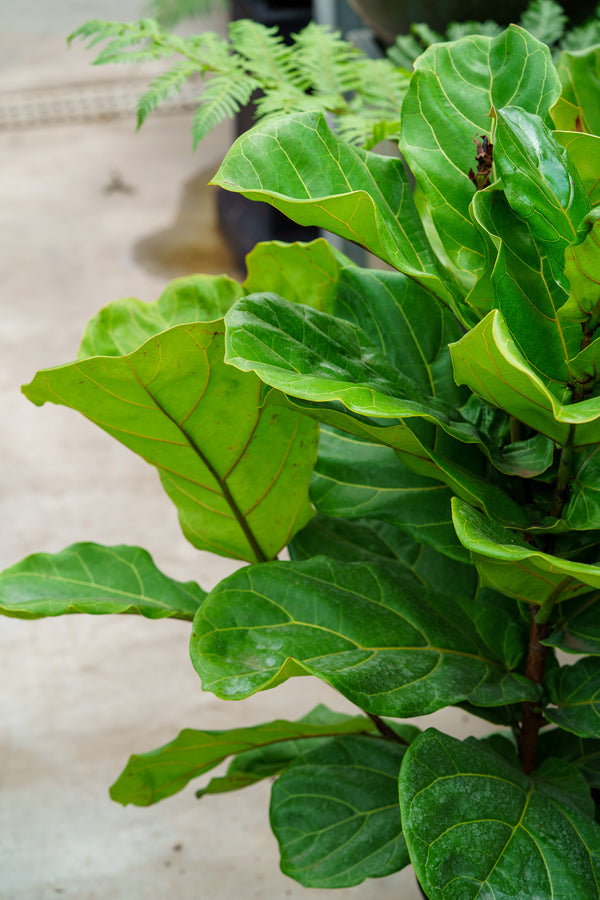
<box><xmin>346</xmin><ymin>0</ymin><xmax>599</xmax><ymax>44</ymax></box>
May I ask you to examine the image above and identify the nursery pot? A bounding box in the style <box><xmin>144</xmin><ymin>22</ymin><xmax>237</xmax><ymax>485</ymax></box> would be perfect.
<box><xmin>345</xmin><ymin>0</ymin><xmax>599</xmax><ymax>44</ymax></box>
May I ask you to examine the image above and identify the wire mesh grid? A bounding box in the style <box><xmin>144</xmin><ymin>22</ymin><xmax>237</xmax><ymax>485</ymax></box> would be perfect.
<box><xmin>0</xmin><ymin>78</ymin><xmax>199</xmax><ymax>129</ymax></box>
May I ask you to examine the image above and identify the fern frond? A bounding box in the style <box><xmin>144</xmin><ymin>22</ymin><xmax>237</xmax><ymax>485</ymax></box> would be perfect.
<box><xmin>254</xmin><ymin>86</ymin><xmax>321</xmax><ymax>122</ymax></box>
<box><xmin>136</xmin><ymin>61</ymin><xmax>200</xmax><ymax>127</ymax></box>
<box><xmin>291</xmin><ymin>23</ymin><xmax>363</xmax><ymax>96</ymax></box>
<box><xmin>520</xmin><ymin>0</ymin><xmax>567</xmax><ymax>44</ymax></box>
<box><xmin>446</xmin><ymin>20</ymin><xmax>504</xmax><ymax>40</ymax></box>
<box><xmin>229</xmin><ymin>20</ymin><xmax>295</xmax><ymax>86</ymax></box>
<box><xmin>145</xmin><ymin>0</ymin><xmax>226</xmax><ymax>28</ymax></box>
<box><xmin>191</xmin><ymin>69</ymin><xmax>258</xmax><ymax>147</ymax></box>
<box><xmin>560</xmin><ymin>19</ymin><xmax>600</xmax><ymax>50</ymax></box>
<box><xmin>354</xmin><ymin>59</ymin><xmax>408</xmax><ymax>114</ymax></box>
<box><xmin>411</xmin><ymin>23</ymin><xmax>444</xmax><ymax>47</ymax></box>
<box><xmin>386</xmin><ymin>34</ymin><xmax>424</xmax><ymax>69</ymax></box>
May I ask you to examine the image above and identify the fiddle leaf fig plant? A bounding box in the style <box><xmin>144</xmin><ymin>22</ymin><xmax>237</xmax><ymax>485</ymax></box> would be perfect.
<box><xmin>6</xmin><ymin>22</ymin><xmax>600</xmax><ymax>899</ymax></box>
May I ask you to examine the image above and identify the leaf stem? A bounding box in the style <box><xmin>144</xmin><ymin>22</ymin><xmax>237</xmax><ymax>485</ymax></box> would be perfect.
<box><xmin>518</xmin><ymin>605</ymin><xmax>550</xmax><ymax>775</ymax></box>
<box><xmin>549</xmin><ymin>424</ymin><xmax>576</xmax><ymax>520</ymax></box>
<box><xmin>366</xmin><ymin>713</ymin><xmax>409</xmax><ymax>745</ymax></box>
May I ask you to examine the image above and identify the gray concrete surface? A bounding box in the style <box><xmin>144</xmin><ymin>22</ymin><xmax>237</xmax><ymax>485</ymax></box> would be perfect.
<box><xmin>1</xmin><ymin>3</ymin><xmax>491</xmax><ymax>898</ymax></box>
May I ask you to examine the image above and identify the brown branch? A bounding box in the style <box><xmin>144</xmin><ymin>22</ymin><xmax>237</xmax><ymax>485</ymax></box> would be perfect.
<box><xmin>518</xmin><ymin>606</ymin><xmax>550</xmax><ymax>775</ymax></box>
<box><xmin>367</xmin><ymin>713</ymin><xmax>409</xmax><ymax>745</ymax></box>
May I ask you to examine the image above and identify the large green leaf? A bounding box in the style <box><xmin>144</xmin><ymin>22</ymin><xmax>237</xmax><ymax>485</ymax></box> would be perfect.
<box><xmin>556</xmin><ymin>131</ymin><xmax>600</xmax><ymax>208</ymax></box>
<box><xmin>212</xmin><ymin>111</ymin><xmax>463</xmax><ymax>316</ymax></box>
<box><xmin>78</xmin><ymin>273</ymin><xmax>246</xmax><ymax>358</ymax></box>
<box><xmin>469</xmin><ymin>186</ymin><xmax>577</xmax><ymax>386</ymax></box>
<box><xmin>270</xmin><ymin>735</ymin><xmax>409</xmax><ymax>888</ymax></box>
<box><xmin>245</xmin><ymin>239</ymin><xmax>467</xmax><ymax>405</ymax></box>
<box><xmin>190</xmin><ymin>557</ymin><xmax>537</xmax><ymax>717</ymax></box>
<box><xmin>452</xmin><ymin>498</ymin><xmax>600</xmax><ymax>606</ymax></box>
<box><xmin>311</xmin><ymin>426</ymin><xmax>461</xmax><ymax>558</ymax></box>
<box><xmin>400</xmin><ymin>729</ymin><xmax>600</xmax><ymax>900</ymax></box>
<box><xmin>24</xmin><ymin>321</ymin><xmax>317</xmax><ymax>562</ymax></box>
<box><xmin>546</xmin><ymin>657</ymin><xmax>600</xmax><ymax>739</ymax></box>
<box><xmin>544</xmin><ymin>592</ymin><xmax>600</xmax><ymax>655</ymax></box>
<box><xmin>110</xmin><ymin>712</ymin><xmax>374</xmax><ymax>806</ymax></box>
<box><xmin>553</xmin><ymin>46</ymin><xmax>600</xmax><ymax>136</ymax></box>
<box><xmin>0</xmin><ymin>543</ymin><xmax>203</xmax><ymax>620</ymax></box>
<box><xmin>450</xmin><ymin>309</ymin><xmax>600</xmax><ymax>446</ymax></box>
<box><xmin>398</xmin><ymin>25</ymin><xmax>560</xmax><ymax>278</ymax></box>
<box><xmin>495</xmin><ymin>106</ymin><xmax>589</xmax><ymax>289</ymax></box>
<box><xmin>225</xmin><ymin>292</ymin><xmax>527</xmax><ymax>527</ymax></box>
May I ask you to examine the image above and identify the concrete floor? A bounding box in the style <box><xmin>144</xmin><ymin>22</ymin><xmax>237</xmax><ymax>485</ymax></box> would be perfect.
<box><xmin>0</xmin><ymin>3</ymin><xmax>490</xmax><ymax>898</ymax></box>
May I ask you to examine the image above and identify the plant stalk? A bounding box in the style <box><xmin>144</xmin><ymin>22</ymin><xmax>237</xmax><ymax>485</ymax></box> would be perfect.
<box><xmin>518</xmin><ymin>605</ymin><xmax>550</xmax><ymax>775</ymax></box>
<box><xmin>367</xmin><ymin>712</ymin><xmax>409</xmax><ymax>745</ymax></box>
<box><xmin>549</xmin><ymin>424</ymin><xmax>576</xmax><ymax>520</ymax></box>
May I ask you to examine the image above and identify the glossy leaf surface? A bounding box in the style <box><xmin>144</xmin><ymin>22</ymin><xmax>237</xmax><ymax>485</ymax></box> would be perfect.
<box><xmin>452</xmin><ymin>498</ymin><xmax>600</xmax><ymax>606</ymax></box>
<box><xmin>212</xmin><ymin>111</ymin><xmax>462</xmax><ymax>314</ymax></box>
<box><xmin>400</xmin><ymin>729</ymin><xmax>600</xmax><ymax>900</ymax></box>
<box><xmin>110</xmin><ymin>712</ymin><xmax>374</xmax><ymax>806</ymax></box>
<box><xmin>24</xmin><ymin>321</ymin><xmax>317</xmax><ymax>561</ymax></box>
<box><xmin>399</xmin><ymin>26</ymin><xmax>560</xmax><ymax>276</ymax></box>
<box><xmin>191</xmin><ymin>557</ymin><xmax>536</xmax><ymax>716</ymax></box>
<box><xmin>247</xmin><ymin>239</ymin><xmax>467</xmax><ymax>404</ymax></box>
<box><xmin>0</xmin><ymin>543</ymin><xmax>203</xmax><ymax>620</ymax></box>
<box><xmin>468</xmin><ymin>186</ymin><xmax>576</xmax><ymax>386</ymax></box>
<box><xmin>546</xmin><ymin>657</ymin><xmax>600</xmax><ymax>739</ymax></box>
<box><xmin>495</xmin><ymin>106</ymin><xmax>589</xmax><ymax>288</ymax></box>
<box><xmin>270</xmin><ymin>735</ymin><xmax>408</xmax><ymax>888</ymax></box>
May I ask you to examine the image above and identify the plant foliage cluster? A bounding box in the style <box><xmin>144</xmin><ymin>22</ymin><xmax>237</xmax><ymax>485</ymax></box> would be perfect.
<box><xmin>7</xmin><ymin>20</ymin><xmax>600</xmax><ymax>900</ymax></box>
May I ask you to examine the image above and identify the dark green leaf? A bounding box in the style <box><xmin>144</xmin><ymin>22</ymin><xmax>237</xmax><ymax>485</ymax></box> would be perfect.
<box><xmin>566</xmin><ymin>446</ymin><xmax>600</xmax><ymax>531</ymax></box>
<box><xmin>538</xmin><ymin>728</ymin><xmax>600</xmax><ymax>789</ymax></box>
<box><xmin>270</xmin><ymin>735</ymin><xmax>409</xmax><ymax>888</ymax></box>
<box><xmin>400</xmin><ymin>728</ymin><xmax>600</xmax><ymax>900</ymax></box>
<box><xmin>544</xmin><ymin>592</ymin><xmax>600</xmax><ymax>655</ymax></box>
<box><xmin>110</xmin><ymin>711</ymin><xmax>374</xmax><ymax>806</ymax></box>
<box><xmin>311</xmin><ymin>426</ymin><xmax>463</xmax><ymax>559</ymax></box>
<box><xmin>0</xmin><ymin>543</ymin><xmax>203</xmax><ymax>621</ymax></box>
<box><xmin>24</xmin><ymin>321</ymin><xmax>317</xmax><ymax>562</ymax></box>
<box><xmin>546</xmin><ymin>657</ymin><xmax>600</xmax><ymax>738</ymax></box>
<box><xmin>190</xmin><ymin>557</ymin><xmax>537</xmax><ymax>717</ymax></box>
<box><xmin>398</xmin><ymin>26</ymin><xmax>560</xmax><ymax>278</ymax></box>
